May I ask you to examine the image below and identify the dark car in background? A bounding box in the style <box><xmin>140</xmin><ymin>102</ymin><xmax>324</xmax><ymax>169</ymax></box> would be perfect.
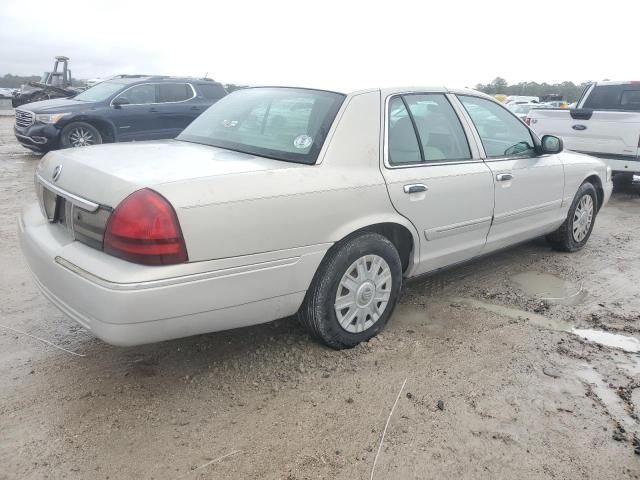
<box><xmin>14</xmin><ymin>75</ymin><xmax>227</xmax><ymax>152</ymax></box>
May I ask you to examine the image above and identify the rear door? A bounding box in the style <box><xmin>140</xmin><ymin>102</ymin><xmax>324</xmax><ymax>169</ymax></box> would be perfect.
<box><xmin>154</xmin><ymin>83</ymin><xmax>199</xmax><ymax>137</ymax></box>
<box><xmin>456</xmin><ymin>95</ymin><xmax>565</xmax><ymax>252</ymax></box>
<box><xmin>380</xmin><ymin>91</ymin><xmax>494</xmax><ymax>276</ymax></box>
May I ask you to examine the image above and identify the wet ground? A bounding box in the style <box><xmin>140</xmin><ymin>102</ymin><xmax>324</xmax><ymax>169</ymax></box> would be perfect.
<box><xmin>1</xmin><ymin>115</ymin><xmax>640</xmax><ymax>479</ymax></box>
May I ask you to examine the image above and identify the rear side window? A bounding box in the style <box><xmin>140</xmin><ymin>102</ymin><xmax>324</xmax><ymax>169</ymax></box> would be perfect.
<box><xmin>157</xmin><ymin>83</ymin><xmax>193</xmax><ymax>103</ymax></box>
<box><xmin>620</xmin><ymin>89</ymin><xmax>640</xmax><ymax>111</ymax></box>
<box><xmin>198</xmin><ymin>83</ymin><xmax>227</xmax><ymax>100</ymax></box>
<box><xmin>388</xmin><ymin>93</ymin><xmax>471</xmax><ymax>165</ymax></box>
<box><xmin>388</xmin><ymin>97</ymin><xmax>421</xmax><ymax>164</ymax></box>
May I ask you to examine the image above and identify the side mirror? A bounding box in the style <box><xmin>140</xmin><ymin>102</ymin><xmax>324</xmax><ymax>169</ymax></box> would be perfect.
<box><xmin>540</xmin><ymin>135</ymin><xmax>563</xmax><ymax>154</ymax></box>
<box><xmin>112</xmin><ymin>97</ymin><xmax>130</xmax><ymax>108</ymax></box>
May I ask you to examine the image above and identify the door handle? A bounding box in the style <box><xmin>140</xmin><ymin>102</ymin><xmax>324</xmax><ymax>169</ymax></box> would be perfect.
<box><xmin>403</xmin><ymin>184</ymin><xmax>428</xmax><ymax>194</ymax></box>
<box><xmin>496</xmin><ymin>173</ymin><xmax>513</xmax><ymax>181</ymax></box>
<box><xmin>191</xmin><ymin>106</ymin><xmax>202</xmax><ymax>111</ymax></box>
<box><xmin>149</xmin><ymin>108</ymin><xmax>158</xmax><ymax>113</ymax></box>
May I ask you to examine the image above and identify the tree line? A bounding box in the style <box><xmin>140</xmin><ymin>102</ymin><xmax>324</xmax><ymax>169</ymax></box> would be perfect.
<box><xmin>475</xmin><ymin>77</ymin><xmax>591</xmax><ymax>102</ymax></box>
<box><xmin>2</xmin><ymin>72</ymin><xmax>591</xmax><ymax>102</ymax></box>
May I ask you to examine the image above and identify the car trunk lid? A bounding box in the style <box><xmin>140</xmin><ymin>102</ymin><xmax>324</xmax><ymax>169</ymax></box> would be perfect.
<box><xmin>37</xmin><ymin>139</ymin><xmax>303</xmax><ymax>208</ymax></box>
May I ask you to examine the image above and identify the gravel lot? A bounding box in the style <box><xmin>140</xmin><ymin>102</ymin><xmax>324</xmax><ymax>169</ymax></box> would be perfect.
<box><xmin>1</xmin><ymin>115</ymin><xmax>640</xmax><ymax>479</ymax></box>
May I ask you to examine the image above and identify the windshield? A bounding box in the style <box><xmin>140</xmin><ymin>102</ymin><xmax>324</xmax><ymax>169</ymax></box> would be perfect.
<box><xmin>74</xmin><ymin>81</ymin><xmax>125</xmax><ymax>102</ymax></box>
<box><xmin>177</xmin><ymin>87</ymin><xmax>345</xmax><ymax>164</ymax></box>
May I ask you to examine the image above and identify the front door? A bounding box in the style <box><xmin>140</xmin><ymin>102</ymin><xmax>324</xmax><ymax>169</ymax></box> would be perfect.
<box><xmin>456</xmin><ymin>95</ymin><xmax>565</xmax><ymax>253</ymax></box>
<box><xmin>110</xmin><ymin>83</ymin><xmax>159</xmax><ymax>141</ymax></box>
<box><xmin>380</xmin><ymin>92</ymin><xmax>494</xmax><ymax>276</ymax></box>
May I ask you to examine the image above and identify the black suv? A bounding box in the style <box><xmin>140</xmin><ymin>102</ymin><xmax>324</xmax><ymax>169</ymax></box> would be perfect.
<box><xmin>14</xmin><ymin>76</ymin><xmax>227</xmax><ymax>152</ymax></box>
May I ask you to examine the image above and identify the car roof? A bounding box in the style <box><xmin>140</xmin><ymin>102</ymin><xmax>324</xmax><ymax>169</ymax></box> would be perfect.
<box><xmin>593</xmin><ymin>80</ymin><xmax>640</xmax><ymax>86</ymax></box>
<box><xmin>241</xmin><ymin>84</ymin><xmax>493</xmax><ymax>100</ymax></box>
<box><xmin>105</xmin><ymin>75</ymin><xmax>224</xmax><ymax>86</ymax></box>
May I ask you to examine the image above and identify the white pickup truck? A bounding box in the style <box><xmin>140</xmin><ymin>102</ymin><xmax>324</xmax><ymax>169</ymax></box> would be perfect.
<box><xmin>528</xmin><ymin>81</ymin><xmax>640</xmax><ymax>182</ymax></box>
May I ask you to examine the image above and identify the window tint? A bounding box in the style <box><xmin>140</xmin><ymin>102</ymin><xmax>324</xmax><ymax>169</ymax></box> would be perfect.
<box><xmin>177</xmin><ymin>88</ymin><xmax>344</xmax><ymax>164</ymax></box>
<box><xmin>459</xmin><ymin>95</ymin><xmax>535</xmax><ymax>158</ymax></box>
<box><xmin>117</xmin><ymin>84</ymin><xmax>156</xmax><ymax>104</ymax></box>
<box><xmin>404</xmin><ymin>94</ymin><xmax>471</xmax><ymax>162</ymax></box>
<box><xmin>583</xmin><ymin>85</ymin><xmax>623</xmax><ymax>110</ymax></box>
<box><xmin>620</xmin><ymin>89</ymin><xmax>640</xmax><ymax>111</ymax></box>
<box><xmin>157</xmin><ymin>83</ymin><xmax>193</xmax><ymax>103</ymax></box>
<box><xmin>198</xmin><ymin>83</ymin><xmax>227</xmax><ymax>100</ymax></box>
<box><xmin>388</xmin><ymin>97</ymin><xmax>421</xmax><ymax>165</ymax></box>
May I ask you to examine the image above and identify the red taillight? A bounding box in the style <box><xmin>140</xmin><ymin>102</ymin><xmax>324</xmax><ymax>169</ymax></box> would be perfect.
<box><xmin>104</xmin><ymin>189</ymin><xmax>188</xmax><ymax>265</ymax></box>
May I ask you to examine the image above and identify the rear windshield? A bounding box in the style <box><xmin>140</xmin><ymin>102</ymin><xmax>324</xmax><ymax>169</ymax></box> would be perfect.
<box><xmin>177</xmin><ymin>87</ymin><xmax>345</xmax><ymax>164</ymax></box>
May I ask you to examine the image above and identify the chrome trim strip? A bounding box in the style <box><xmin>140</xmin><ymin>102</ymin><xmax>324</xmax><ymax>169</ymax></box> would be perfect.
<box><xmin>110</xmin><ymin>82</ymin><xmax>197</xmax><ymax>107</ymax></box>
<box><xmin>424</xmin><ymin>216</ymin><xmax>492</xmax><ymax>240</ymax></box>
<box><xmin>493</xmin><ymin>200</ymin><xmax>561</xmax><ymax>225</ymax></box>
<box><xmin>36</xmin><ymin>174</ymin><xmax>100</xmax><ymax>212</ymax></box>
<box><xmin>55</xmin><ymin>255</ymin><xmax>300</xmax><ymax>291</ymax></box>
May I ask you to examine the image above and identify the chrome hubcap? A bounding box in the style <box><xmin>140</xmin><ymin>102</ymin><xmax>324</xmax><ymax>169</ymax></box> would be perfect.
<box><xmin>572</xmin><ymin>194</ymin><xmax>594</xmax><ymax>242</ymax></box>
<box><xmin>334</xmin><ymin>255</ymin><xmax>392</xmax><ymax>333</ymax></box>
<box><xmin>68</xmin><ymin>127</ymin><xmax>95</xmax><ymax>147</ymax></box>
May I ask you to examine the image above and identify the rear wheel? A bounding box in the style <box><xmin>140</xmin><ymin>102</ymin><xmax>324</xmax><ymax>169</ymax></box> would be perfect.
<box><xmin>298</xmin><ymin>233</ymin><xmax>402</xmax><ymax>349</ymax></box>
<box><xmin>546</xmin><ymin>182</ymin><xmax>597</xmax><ymax>252</ymax></box>
<box><xmin>60</xmin><ymin>122</ymin><xmax>102</xmax><ymax>148</ymax></box>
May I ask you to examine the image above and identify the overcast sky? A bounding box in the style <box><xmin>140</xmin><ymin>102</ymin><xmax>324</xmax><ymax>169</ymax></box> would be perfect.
<box><xmin>0</xmin><ymin>0</ymin><xmax>637</xmax><ymax>90</ymax></box>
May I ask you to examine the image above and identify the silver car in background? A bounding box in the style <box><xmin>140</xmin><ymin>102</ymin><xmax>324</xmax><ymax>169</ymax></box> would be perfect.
<box><xmin>19</xmin><ymin>86</ymin><xmax>612</xmax><ymax>349</ymax></box>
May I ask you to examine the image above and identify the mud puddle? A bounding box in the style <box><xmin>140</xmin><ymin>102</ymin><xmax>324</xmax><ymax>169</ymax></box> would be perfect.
<box><xmin>511</xmin><ymin>271</ymin><xmax>587</xmax><ymax>305</ymax></box>
<box><xmin>456</xmin><ymin>297</ymin><xmax>640</xmax><ymax>438</ymax></box>
<box><xmin>457</xmin><ymin>298</ymin><xmax>640</xmax><ymax>353</ymax></box>
<box><xmin>576</xmin><ymin>365</ymin><xmax>638</xmax><ymax>436</ymax></box>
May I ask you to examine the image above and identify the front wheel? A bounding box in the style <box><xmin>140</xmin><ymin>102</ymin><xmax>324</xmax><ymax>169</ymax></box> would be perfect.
<box><xmin>298</xmin><ymin>233</ymin><xmax>403</xmax><ymax>349</ymax></box>
<box><xmin>60</xmin><ymin>122</ymin><xmax>102</xmax><ymax>149</ymax></box>
<box><xmin>546</xmin><ymin>182</ymin><xmax>598</xmax><ymax>252</ymax></box>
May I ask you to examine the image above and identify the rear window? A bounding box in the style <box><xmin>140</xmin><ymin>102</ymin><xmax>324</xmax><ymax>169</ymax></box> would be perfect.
<box><xmin>157</xmin><ymin>83</ymin><xmax>193</xmax><ymax>102</ymax></box>
<box><xmin>620</xmin><ymin>89</ymin><xmax>640</xmax><ymax>111</ymax></box>
<box><xmin>197</xmin><ymin>83</ymin><xmax>227</xmax><ymax>100</ymax></box>
<box><xmin>177</xmin><ymin>87</ymin><xmax>345</xmax><ymax>164</ymax></box>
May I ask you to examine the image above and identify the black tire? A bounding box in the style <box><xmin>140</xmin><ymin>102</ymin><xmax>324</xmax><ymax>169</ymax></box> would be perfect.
<box><xmin>298</xmin><ymin>232</ymin><xmax>403</xmax><ymax>349</ymax></box>
<box><xmin>546</xmin><ymin>182</ymin><xmax>598</xmax><ymax>252</ymax></box>
<box><xmin>60</xmin><ymin>122</ymin><xmax>102</xmax><ymax>149</ymax></box>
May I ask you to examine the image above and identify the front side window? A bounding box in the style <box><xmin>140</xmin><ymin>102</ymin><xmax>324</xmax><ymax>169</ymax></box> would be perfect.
<box><xmin>158</xmin><ymin>83</ymin><xmax>193</xmax><ymax>103</ymax></box>
<box><xmin>115</xmin><ymin>84</ymin><xmax>156</xmax><ymax>105</ymax></box>
<box><xmin>388</xmin><ymin>93</ymin><xmax>471</xmax><ymax>165</ymax></box>
<box><xmin>177</xmin><ymin>87</ymin><xmax>344</xmax><ymax>164</ymax></box>
<box><xmin>459</xmin><ymin>95</ymin><xmax>535</xmax><ymax>158</ymax></box>
<box><xmin>583</xmin><ymin>85</ymin><xmax>623</xmax><ymax>110</ymax></box>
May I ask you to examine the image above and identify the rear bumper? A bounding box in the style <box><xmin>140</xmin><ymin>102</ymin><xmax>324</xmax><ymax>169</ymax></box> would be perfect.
<box><xmin>18</xmin><ymin>202</ymin><xmax>328</xmax><ymax>346</ymax></box>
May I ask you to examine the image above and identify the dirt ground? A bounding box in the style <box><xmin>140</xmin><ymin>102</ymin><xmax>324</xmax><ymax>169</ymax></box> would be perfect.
<box><xmin>1</xmin><ymin>115</ymin><xmax>640</xmax><ymax>480</ymax></box>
